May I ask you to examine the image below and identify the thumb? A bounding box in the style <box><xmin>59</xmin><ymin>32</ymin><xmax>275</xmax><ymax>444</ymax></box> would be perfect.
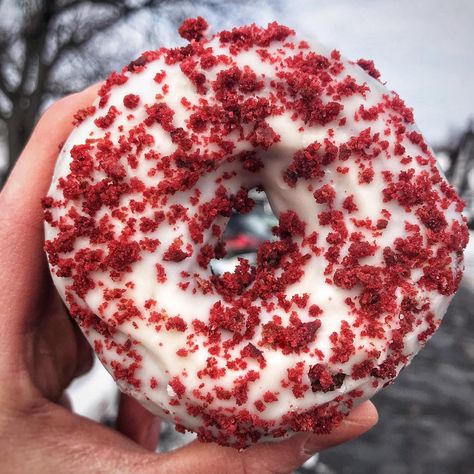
<box><xmin>153</xmin><ymin>401</ymin><xmax>378</xmax><ymax>474</ymax></box>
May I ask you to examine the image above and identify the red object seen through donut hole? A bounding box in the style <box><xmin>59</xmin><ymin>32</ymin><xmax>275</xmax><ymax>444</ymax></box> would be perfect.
<box><xmin>211</xmin><ymin>188</ymin><xmax>276</xmax><ymax>273</ymax></box>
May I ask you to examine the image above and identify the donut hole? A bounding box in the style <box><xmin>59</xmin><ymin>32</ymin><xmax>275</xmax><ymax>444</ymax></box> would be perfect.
<box><xmin>210</xmin><ymin>188</ymin><xmax>277</xmax><ymax>276</ymax></box>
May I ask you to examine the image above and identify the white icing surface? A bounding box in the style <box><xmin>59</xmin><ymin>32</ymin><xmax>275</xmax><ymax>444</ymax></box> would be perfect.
<box><xmin>44</xmin><ymin>23</ymin><xmax>467</xmax><ymax>447</ymax></box>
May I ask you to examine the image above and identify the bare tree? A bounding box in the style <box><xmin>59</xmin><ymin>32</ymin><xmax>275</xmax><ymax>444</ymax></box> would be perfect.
<box><xmin>0</xmin><ymin>0</ymin><xmax>177</xmax><ymax>187</ymax></box>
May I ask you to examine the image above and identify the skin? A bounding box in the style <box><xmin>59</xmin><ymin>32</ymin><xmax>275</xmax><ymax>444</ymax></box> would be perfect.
<box><xmin>0</xmin><ymin>85</ymin><xmax>378</xmax><ymax>474</ymax></box>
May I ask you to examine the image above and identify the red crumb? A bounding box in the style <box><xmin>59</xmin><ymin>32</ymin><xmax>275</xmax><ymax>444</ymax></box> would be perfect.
<box><xmin>179</xmin><ymin>17</ymin><xmax>208</xmax><ymax>41</ymax></box>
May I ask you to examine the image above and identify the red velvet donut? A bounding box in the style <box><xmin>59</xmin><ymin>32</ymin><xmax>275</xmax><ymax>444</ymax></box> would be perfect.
<box><xmin>43</xmin><ymin>18</ymin><xmax>468</xmax><ymax>448</ymax></box>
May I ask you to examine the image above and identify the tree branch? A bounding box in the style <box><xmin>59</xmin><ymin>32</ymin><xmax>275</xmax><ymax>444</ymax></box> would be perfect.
<box><xmin>0</xmin><ymin>32</ymin><xmax>16</xmax><ymax>98</ymax></box>
<box><xmin>0</xmin><ymin>71</ymin><xmax>11</xmax><ymax>99</ymax></box>
<box><xmin>53</xmin><ymin>0</ymin><xmax>83</xmax><ymax>15</ymax></box>
<box><xmin>48</xmin><ymin>0</ymin><xmax>163</xmax><ymax>70</ymax></box>
<box><xmin>15</xmin><ymin>1</ymin><xmax>57</xmax><ymax>97</ymax></box>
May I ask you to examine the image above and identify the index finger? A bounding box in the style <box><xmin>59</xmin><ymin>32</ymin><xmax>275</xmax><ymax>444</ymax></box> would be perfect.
<box><xmin>0</xmin><ymin>85</ymin><xmax>99</xmax><ymax>337</ymax></box>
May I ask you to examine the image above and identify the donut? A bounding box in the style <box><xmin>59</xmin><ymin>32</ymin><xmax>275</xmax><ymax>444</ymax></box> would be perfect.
<box><xmin>43</xmin><ymin>18</ymin><xmax>469</xmax><ymax>448</ymax></box>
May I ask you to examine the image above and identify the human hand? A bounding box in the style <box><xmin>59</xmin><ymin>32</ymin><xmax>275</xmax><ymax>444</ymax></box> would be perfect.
<box><xmin>0</xmin><ymin>86</ymin><xmax>378</xmax><ymax>474</ymax></box>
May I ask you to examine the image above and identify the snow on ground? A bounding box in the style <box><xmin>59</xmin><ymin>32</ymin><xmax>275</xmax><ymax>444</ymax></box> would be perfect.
<box><xmin>66</xmin><ymin>358</ymin><xmax>118</xmax><ymax>422</ymax></box>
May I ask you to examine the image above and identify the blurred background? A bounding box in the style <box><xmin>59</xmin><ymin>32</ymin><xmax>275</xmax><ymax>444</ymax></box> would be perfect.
<box><xmin>0</xmin><ymin>1</ymin><xmax>473</xmax><ymax>473</ymax></box>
